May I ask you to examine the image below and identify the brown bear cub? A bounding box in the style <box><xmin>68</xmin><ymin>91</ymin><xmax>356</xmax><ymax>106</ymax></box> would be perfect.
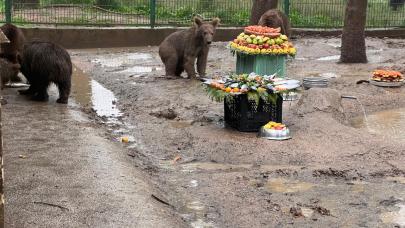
<box><xmin>258</xmin><ymin>9</ymin><xmax>291</xmax><ymax>38</ymax></box>
<box><xmin>159</xmin><ymin>17</ymin><xmax>220</xmax><ymax>79</ymax></box>
<box><xmin>0</xmin><ymin>23</ymin><xmax>25</xmax><ymax>83</ymax></box>
<box><xmin>19</xmin><ymin>41</ymin><xmax>72</xmax><ymax>104</ymax></box>
<box><xmin>0</xmin><ymin>58</ymin><xmax>20</xmax><ymax>90</ymax></box>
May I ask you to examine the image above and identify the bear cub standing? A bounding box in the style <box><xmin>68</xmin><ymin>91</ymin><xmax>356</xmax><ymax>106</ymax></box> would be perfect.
<box><xmin>0</xmin><ymin>23</ymin><xmax>25</xmax><ymax>83</ymax></box>
<box><xmin>0</xmin><ymin>23</ymin><xmax>25</xmax><ymax>64</ymax></box>
<box><xmin>159</xmin><ymin>17</ymin><xmax>220</xmax><ymax>78</ymax></box>
<box><xmin>258</xmin><ymin>9</ymin><xmax>291</xmax><ymax>38</ymax></box>
<box><xmin>19</xmin><ymin>41</ymin><xmax>72</xmax><ymax>104</ymax></box>
<box><xmin>0</xmin><ymin>58</ymin><xmax>20</xmax><ymax>90</ymax></box>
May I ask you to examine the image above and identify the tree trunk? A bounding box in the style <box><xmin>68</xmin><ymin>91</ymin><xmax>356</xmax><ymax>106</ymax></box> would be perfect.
<box><xmin>340</xmin><ymin>0</ymin><xmax>368</xmax><ymax>63</ymax></box>
<box><xmin>250</xmin><ymin>0</ymin><xmax>279</xmax><ymax>25</ymax></box>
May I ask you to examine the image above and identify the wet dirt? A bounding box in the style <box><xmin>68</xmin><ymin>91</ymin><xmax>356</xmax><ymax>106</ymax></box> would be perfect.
<box><xmin>2</xmin><ymin>87</ymin><xmax>187</xmax><ymax>227</ymax></box>
<box><xmin>70</xmin><ymin>38</ymin><xmax>405</xmax><ymax>227</ymax></box>
<box><xmin>380</xmin><ymin>204</ymin><xmax>405</xmax><ymax>227</ymax></box>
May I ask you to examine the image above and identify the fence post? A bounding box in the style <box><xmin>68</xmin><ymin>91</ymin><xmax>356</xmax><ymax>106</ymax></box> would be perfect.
<box><xmin>5</xmin><ymin>0</ymin><xmax>12</xmax><ymax>23</ymax></box>
<box><xmin>150</xmin><ymin>0</ymin><xmax>156</xmax><ymax>28</ymax></box>
<box><xmin>284</xmin><ymin>0</ymin><xmax>290</xmax><ymax>17</ymax></box>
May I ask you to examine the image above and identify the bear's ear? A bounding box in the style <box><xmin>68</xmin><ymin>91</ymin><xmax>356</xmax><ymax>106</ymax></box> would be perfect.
<box><xmin>194</xmin><ymin>16</ymin><xmax>203</xmax><ymax>27</ymax></box>
<box><xmin>211</xmin><ymin>18</ymin><xmax>220</xmax><ymax>27</ymax></box>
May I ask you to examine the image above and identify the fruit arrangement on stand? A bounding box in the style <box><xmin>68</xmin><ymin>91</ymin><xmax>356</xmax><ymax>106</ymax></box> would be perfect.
<box><xmin>229</xmin><ymin>25</ymin><xmax>296</xmax><ymax>56</ymax></box>
<box><xmin>372</xmin><ymin>70</ymin><xmax>404</xmax><ymax>82</ymax></box>
<box><xmin>203</xmin><ymin>73</ymin><xmax>300</xmax><ymax>103</ymax></box>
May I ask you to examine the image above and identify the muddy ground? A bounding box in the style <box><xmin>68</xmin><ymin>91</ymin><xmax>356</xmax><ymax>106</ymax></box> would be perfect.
<box><xmin>13</xmin><ymin>37</ymin><xmax>405</xmax><ymax>227</ymax></box>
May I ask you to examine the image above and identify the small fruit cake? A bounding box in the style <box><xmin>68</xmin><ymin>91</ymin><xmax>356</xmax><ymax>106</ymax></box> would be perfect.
<box><xmin>263</xmin><ymin>122</ymin><xmax>290</xmax><ymax>138</ymax></box>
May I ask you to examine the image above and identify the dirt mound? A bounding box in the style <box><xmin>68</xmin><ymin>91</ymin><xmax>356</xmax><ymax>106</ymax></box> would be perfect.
<box><xmin>294</xmin><ymin>88</ymin><xmax>344</xmax><ymax>121</ymax></box>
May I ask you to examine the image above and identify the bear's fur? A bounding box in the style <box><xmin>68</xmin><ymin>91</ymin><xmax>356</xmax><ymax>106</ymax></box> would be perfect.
<box><xmin>0</xmin><ymin>58</ymin><xmax>20</xmax><ymax>90</ymax></box>
<box><xmin>258</xmin><ymin>9</ymin><xmax>291</xmax><ymax>38</ymax></box>
<box><xmin>159</xmin><ymin>17</ymin><xmax>220</xmax><ymax>78</ymax></box>
<box><xmin>250</xmin><ymin>0</ymin><xmax>278</xmax><ymax>25</ymax></box>
<box><xmin>19</xmin><ymin>41</ymin><xmax>72</xmax><ymax>104</ymax></box>
<box><xmin>0</xmin><ymin>23</ymin><xmax>25</xmax><ymax>83</ymax></box>
<box><xmin>0</xmin><ymin>23</ymin><xmax>25</xmax><ymax>64</ymax></box>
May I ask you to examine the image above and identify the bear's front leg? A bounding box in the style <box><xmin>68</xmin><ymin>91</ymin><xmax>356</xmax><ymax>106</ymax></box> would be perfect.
<box><xmin>184</xmin><ymin>56</ymin><xmax>197</xmax><ymax>79</ymax></box>
<box><xmin>197</xmin><ymin>48</ymin><xmax>209</xmax><ymax>78</ymax></box>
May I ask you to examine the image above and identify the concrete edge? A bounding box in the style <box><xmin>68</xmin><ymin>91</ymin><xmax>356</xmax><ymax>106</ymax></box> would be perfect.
<box><xmin>18</xmin><ymin>27</ymin><xmax>405</xmax><ymax>49</ymax></box>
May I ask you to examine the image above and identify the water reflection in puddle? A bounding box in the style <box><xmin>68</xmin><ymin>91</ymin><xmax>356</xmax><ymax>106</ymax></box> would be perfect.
<box><xmin>351</xmin><ymin>108</ymin><xmax>405</xmax><ymax>139</ymax></box>
<box><xmin>72</xmin><ymin>66</ymin><xmax>122</xmax><ymax>123</ymax></box>
<box><xmin>91</xmin><ymin>80</ymin><xmax>122</xmax><ymax>118</ymax></box>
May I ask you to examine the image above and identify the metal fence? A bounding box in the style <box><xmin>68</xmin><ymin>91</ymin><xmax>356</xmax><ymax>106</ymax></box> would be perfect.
<box><xmin>1</xmin><ymin>0</ymin><xmax>405</xmax><ymax>28</ymax></box>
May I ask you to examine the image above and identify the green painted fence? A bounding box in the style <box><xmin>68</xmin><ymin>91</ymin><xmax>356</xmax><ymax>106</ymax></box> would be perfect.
<box><xmin>0</xmin><ymin>0</ymin><xmax>405</xmax><ymax>28</ymax></box>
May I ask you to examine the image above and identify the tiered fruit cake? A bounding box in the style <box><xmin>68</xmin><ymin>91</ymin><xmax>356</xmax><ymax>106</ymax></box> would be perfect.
<box><xmin>230</xmin><ymin>26</ymin><xmax>296</xmax><ymax>56</ymax></box>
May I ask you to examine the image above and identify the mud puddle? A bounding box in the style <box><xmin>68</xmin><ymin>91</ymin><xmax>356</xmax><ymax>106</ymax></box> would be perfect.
<box><xmin>266</xmin><ymin>178</ymin><xmax>314</xmax><ymax>193</ymax></box>
<box><xmin>90</xmin><ymin>52</ymin><xmax>161</xmax><ymax>77</ymax></box>
<box><xmin>91</xmin><ymin>53</ymin><xmax>153</xmax><ymax>67</ymax></box>
<box><xmin>180</xmin><ymin>200</ymin><xmax>215</xmax><ymax>228</ymax></box>
<box><xmin>72</xmin><ymin>66</ymin><xmax>122</xmax><ymax>123</ymax></box>
<box><xmin>160</xmin><ymin>161</ymin><xmax>307</xmax><ymax>173</ymax></box>
<box><xmin>351</xmin><ymin>108</ymin><xmax>405</xmax><ymax>139</ymax></box>
<box><xmin>71</xmin><ymin>64</ymin><xmax>142</xmax><ymax>155</ymax></box>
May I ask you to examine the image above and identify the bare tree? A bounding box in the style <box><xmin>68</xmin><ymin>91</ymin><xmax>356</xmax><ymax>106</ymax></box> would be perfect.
<box><xmin>340</xmin><ymin>0</ymin><xmax>368</xmax><ymax>63</ymax></box>
<box><xmin>250</xmin><ymin>0</ymin><xmax>279</xmax><ymax>25</ymax></box>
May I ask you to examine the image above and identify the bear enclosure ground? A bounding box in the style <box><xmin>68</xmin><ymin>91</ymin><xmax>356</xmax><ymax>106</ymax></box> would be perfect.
<box><xmin>4</xmin><ymin>37</ymin><xmax>405</xmax><ymax>227</ymax></box>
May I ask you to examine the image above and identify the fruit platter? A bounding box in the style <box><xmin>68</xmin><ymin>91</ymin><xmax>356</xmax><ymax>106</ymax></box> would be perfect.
<box><xmin>370</xmin><ymin>69</ymin><xmax>404</xmax><ymax>87</ymax></box>
<box><xmin>229</xmin><ymin>25</ymin><xmax>296</xmax><ymax>56</ymax></box>
<box><xmin>202</xmin><ymin>73</ymin><xmax>300</xmax><ymax>103</ymax></box>
<box><xmin>258</xmin><ymin>121</ymin><xmax>291</xmax><ymax>140</ymax></box>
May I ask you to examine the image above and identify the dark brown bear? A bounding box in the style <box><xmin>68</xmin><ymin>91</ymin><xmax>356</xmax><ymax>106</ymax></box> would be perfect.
<box><xmin>0</xmin><ymin>23</ymin><xmax>25</xmax><ymax>82</ymax></box>
<box><xmin>258</xmin><ymin>9</ymin><xmax>291</xmax><ymax>38</ymax></box>
<box><xmin>0</xmin><ymin>58</ymin><xmax>20</xmax><ymax>90</ymax></box>
<box><xmin>159</xmin><ymin>17</ymin><xmax>220</xmax><ymax>78</ymax></box>
<box><xmin>19</xmin><ymin>41</ymin><xmax>72</xmax><ymax>104</ymax></box>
